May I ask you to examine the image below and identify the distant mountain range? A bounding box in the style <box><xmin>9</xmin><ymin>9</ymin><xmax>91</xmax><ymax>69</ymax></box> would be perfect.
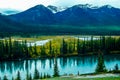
<box><xmin>0</xmin><ymin>8</ymin><xmax>20</xmax><ymax>15</ymax></box>
<box><xmin>8</xmin><ymin>4</ymin><xmax>120</xmax><ymax>26</ymax></box>
<box><xmin>0</xmin><ymin>4</ymin><xmax>120</xmax><ymax>35</ymax></box>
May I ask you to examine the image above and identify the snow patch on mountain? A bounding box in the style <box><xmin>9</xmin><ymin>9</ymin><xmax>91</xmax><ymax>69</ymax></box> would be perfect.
<box><xmin>47</xmin><ymin>5</ymin><xmax>68</xmax><ymax>13</ymax></box>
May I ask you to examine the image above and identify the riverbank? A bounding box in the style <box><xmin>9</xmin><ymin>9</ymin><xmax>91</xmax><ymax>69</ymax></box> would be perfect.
<box><xmin>0</xmin><ymin>53</ymin><xmax>120</xmax><ymax>61</ymax></box>
<box><xmin>0</xmin><ymin>52</ymin><xmax>97</xmax><ymax>61</ymax></box>
<box><xmin>39</xmin><ymin>73</ymin><xmax>120</xmax><ymax>80</ymax></box>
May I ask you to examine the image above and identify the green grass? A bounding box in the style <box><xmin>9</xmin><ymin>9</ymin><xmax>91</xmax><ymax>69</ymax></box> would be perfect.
<box><xmin>38</xmin><ymin>77</ymin><xmax>120</xmax><ymax>80</ymax></box>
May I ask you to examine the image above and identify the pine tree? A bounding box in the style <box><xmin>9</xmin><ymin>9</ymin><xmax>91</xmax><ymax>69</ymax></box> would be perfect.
<box><xmin>34</xmin><ymin>43</ymin><xmax>38</xmax><ymax>56</ymax></box>
<box><xmin>29</xmin><ymin>74</ymin><xmax>32</xmax><ymax>80</ymax></box>
<box><xmin>26</xmin><ymin>73</ymin><xmax>32</xmax><ymax>80</ymax></box>
<box><xmin>77</xmin><ymin>38</ymin><xmax>81</xmax><ymax>54</ymax></box>
<box><xmin>3</xmin><ymin>75</ymin><xmax>8</xmax><ymax>80</ymax></box>
<box><xmin>82</xmin><ymin>38</ymin><xmax>86</xmax><ymax>54</ymax></box>
<box><xmin>43</xmin><ymin>73</ymin><xmax>46</xmax><ymax>79</ymax></box>
<box><xmin>73</xmin><ymin>38</ymin><xmax>76</xmax><ymax>52</ymax></box>
<box><xmin>101</xmin><ymin>36</ymin><xmax>106</xmax><ymax>52</ymax></box>
<box><xmin>16</xmin><ymin>71</ymin><xmax>21</xmax><ymax>80</ymax></box>
<box><xmin>5</xmin><ymin>39</ymin><xmax>9</xmax><ymax>59</ymax></box>
<box><xmin>90</xmin><ymin>36</ymin><xmax>93</xmax><ymax>52</ymax></box>
<box><xmin>9</xmin><ymin>37</ymin><xmax>12</xmax><ymax>59</ymax></box>
<box><xmin>49</xmin><ymin>40</ymin><xmax>52</xmax><ymax>55</ymax></box>
<box><xmin>114</xmin><ymin>64</ymin><xmax>119</xmax><ymax>71</ymax></box>
<box><xmin>26</xmin><ymin>72</ymin><xmax>29</xmax><ymax>80</ymax></box>
<box><xmin>116</xmin><ymin>38</ymin><xmax>120</xmax><ymax>50</ymax></box>
<box><xmin>12</xmin><ymin>77</ymin><xmax>14</xmax><ymax>80</ymax></box>
<box><xmin>24</xmin><ymin>40</ymin><xmax>29</xmax><ymax>58</ymax></box>
<box><xmin>34</xmin><ymin>69</ymin><xmax>40</xmax><ymax>79</ymax></box>
<box><xmin>40</xmin><ymin>46</ymin><xmax>46</xmax><ymax>57</ymax></box>
<box><xmin>68</xmin><ymin>40</ymin><xmax>73</xmax><ymax>54</ymax></box>
<box><xmin>40</xmin><ymin>73</ymin><xmax>43</xmax><ymax>79</ymax></box>
<box><xmin>77</xmin><ymin>71</ymin><xmax>80</xmax><ymax>76</ymax></box>
<box><xmin>53</xmin><ymin>58</ymin><xmax>59</xmax><ymax>77</ymax></box>
<box><xmin>46</xmin><ymin>73</ymin><xmax>51</xmax><ymax>78</ymax></box>
<box><xmin>29</xmin><ymin>43</ymin><xmax>33</xmax><ymax>56</ymax></box>
<box><xmin>0</xmin><ymin>40</ymin><xmax>4</xmax><ymax>60</ymax></box>
<box><xmin>95</xmin><ymin>52</ymin><xmax>107</xmax><ymax>73</ymax></box>
<box><xmin>62</xmin><ymin>39</ymin><xmax>67</xmax><ymax>54</ymax></box>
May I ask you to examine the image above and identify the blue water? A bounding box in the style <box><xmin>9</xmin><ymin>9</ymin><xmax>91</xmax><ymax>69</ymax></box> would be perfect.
<box><xmin>0</xmin><ymin>55</ymin><xmax>120</xmax><ymax>80</ymax></box>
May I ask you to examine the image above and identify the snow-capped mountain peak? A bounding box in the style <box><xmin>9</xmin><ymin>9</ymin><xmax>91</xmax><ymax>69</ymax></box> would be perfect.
<box><xmin>47</xmin><ymin>5</ymin><xmax>68</xmax><ymax>13</ymax></box>
<box><xmin>73</xmin><ymin>4</ymin><xmax>101</xmax><ymax>9</ymax></box>
<box><xmin>76</xmin><ymin>4</ymin><xmax>92</xmax><ymax>8</ymax></box>
<box><xmin>102</xmin><ymin>5</ymin><xmax>113</xmax><ymax>9</ymax></box>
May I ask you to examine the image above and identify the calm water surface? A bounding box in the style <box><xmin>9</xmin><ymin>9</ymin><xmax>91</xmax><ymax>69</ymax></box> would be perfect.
<box><xmin>0</xmin><ymin>55</ymin><xmax>120</xmax><ymax>80</ymax></box>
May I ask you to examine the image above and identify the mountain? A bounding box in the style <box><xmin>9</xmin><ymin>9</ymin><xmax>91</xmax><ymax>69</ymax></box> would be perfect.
<box><xmin>9</xmin><ymin>4</ymin><xmax>120</xmax><ymax>26</ymax></box>
<box><xmin>91</xmin><ymin>5</ymin><xmax>120</xmax><ymax>26</ymax></box>
<box><xmin>0</xmin><ymin>13</ymin><xmax>22</xmax><ymax>32</ymax></box>
<box><xmin>47</xmin><ymin>5</ymin><xmax>58</xmax><ymax>13</ymax></box>
<box><xmin>47</xmin><ymin>5</ymin><xmax>68</xmax><ymax>13</ymax></box>
<box><xmin>0</xmin><ymin>9</ymin><xmax>20</xmax><ymax>15</ymax></box>
<box><xmin>0</xmin><ymin>4</ymin><xmax>120</xmax><ymax>35</ymax></box>
<box><xmin>55</xmin><ymin>4</ymin><xmax>120</xmax><ymax>26</ymax></box>
<box><xmin>55</xmin><ymin>4</ymin><xmax>96</xmax><ymax>26</ymax></box>
<box><xmin>9</xmin><ymin>5</ymin><xmax>54</xmax><ymax>25</ymax></box>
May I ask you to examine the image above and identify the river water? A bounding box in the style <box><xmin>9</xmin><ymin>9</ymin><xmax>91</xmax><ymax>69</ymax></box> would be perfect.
<box><xmin>0</xmin><ymin>54</ymin><xmax>120</xmax><ymax>80</ymax></box>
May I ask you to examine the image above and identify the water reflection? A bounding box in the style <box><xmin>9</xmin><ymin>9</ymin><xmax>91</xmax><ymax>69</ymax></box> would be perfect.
<box><xmin>0</xmin><ymin>54</ymin><xmax>120</xmax><ymax>80</ymax></box>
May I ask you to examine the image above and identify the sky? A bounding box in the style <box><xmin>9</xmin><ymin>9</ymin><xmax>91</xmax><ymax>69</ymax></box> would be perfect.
<box><xmin>0</xmin><ymin>0</ymin><xmax>120</xmax><ymax>10</ymax></box>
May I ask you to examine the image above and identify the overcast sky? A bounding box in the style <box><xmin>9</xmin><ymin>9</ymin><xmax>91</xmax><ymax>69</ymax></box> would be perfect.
<box><xmin>0</xmin><ymin>0</ymin><xmax>120</xmax><ymax>10</ymax></box>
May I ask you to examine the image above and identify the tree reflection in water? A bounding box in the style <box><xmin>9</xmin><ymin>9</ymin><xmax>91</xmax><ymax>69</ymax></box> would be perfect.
<box><xmin>0</xmin><ymin>55</ymin><xmax>120</xmax><ymax>80</ymax></box>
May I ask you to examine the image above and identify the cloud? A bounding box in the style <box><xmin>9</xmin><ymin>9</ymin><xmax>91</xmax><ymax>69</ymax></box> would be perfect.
<box><xmin>0</xmin><ymin>0</ymin><xmax>54</xmax><ymax>10</ymax></box>
<box><xmin>0</xmin><ymin>0</ymin><xmax>119</xmax><ymax>10</ymax></box>
<box><xmin>53</xmin><ymin>0</ymin><xmax>120</xmax><ymax>8</ymax></box>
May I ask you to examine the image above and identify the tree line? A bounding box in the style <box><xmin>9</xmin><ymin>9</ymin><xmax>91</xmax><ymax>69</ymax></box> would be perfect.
<box><xmin>0</xmin><ymin>36</ymin><xmax>120</xmax><ymax>60</ymax></box>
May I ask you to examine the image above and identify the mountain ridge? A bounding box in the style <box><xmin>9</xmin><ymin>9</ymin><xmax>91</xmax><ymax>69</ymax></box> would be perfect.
<box><xmin>0</xmin><ymin>4</ymin><xmax>120</xmax><ymax>35</ymax></box>
<box><xmin>8</xmin><ymin>4</ymin><xmax>120</xmax><ymax>26</ymax></box>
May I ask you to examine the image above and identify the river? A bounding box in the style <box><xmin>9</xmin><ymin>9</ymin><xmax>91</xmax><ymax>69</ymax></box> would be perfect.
<box><xmin>0</xmin><ymin>54</ymin><xmax>120</xmax><ymax>80</ymax></box>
